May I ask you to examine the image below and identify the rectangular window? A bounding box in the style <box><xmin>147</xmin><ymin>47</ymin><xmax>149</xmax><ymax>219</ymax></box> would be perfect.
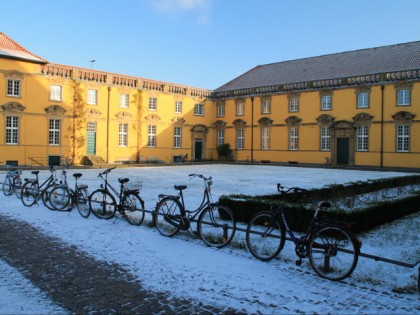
<box><xmin>50</xmin><ymin>85</ymin><xmax>62</xmax><ymax>101</ymax></box>
<box><xmin>289</xmin><ymin>97</ymin><xmax>299</xmax><ymax>112</ymax></box>
<box><xmin>120</xmin><ymin>94</ymin><xmax>129</xmax><ymax>108</ymax></box>
<box><xmin>7</xmin><ymin>80</ymin><xmax>20</xmax><ymax>97</ymax></box>
<box><xmin>119</xmin><ymin>123</ymin><xmax>128</xmax><ymax>147</ymax></box>
<box><xmin>217</xmin><ymin>129</ymin><xmax>225</xmax><ymax>147</ymax></box>
<box><xmin>396</xmin><ymin>125</ymin><xmax>409</xmax><ymax>152</ymax></box>
<box><xmin>87</xmin><ymin>89</ymin><xmax>97</xmax><ymax>105</ymax></box>
<box><xmin>262</xmin><ymin>100</ymin><xmax>271</xmax><ymax>114</ymax></box>
<box><xmin>49</xmin><ymin>119</ymin><xmax>60</xmax><ymax>145</ymax></box>
<box><xmin>149</xmin><ymin>97</ymin><xmax>157</xmax><ymax>111</ymax></box>
<box><xmin>236</xmin><ymin>128</ymin><xmax>244</xmax><ymax>149</ymax></box>
<box><xmin>321</xmin><ymin>95</ymin><xmax>332</xmax><ymax>110</ymax></box>
<box><xmin>148</xmin><ymin>125</ymin><xmax>156</xmax><ymax>148</ymax></box>
<box><xmin>261</xmin><ymin>128</ymin><xmax>270</xmax><ymax>150</ymax></box>
<box><xmin>194</xmin><ymin>103</ymin><xmax>204</xmax><ymax>116</ymax></box>
<box><xmin>289</xmin><ymin>127</ymin><xmax>299</xmax><ymax>150</ymax></box>
<box><xmin>357</xmin><ymin>92</ymin><xmax>369</xmax><ymax>108</ymax></box>
<box><xmin>217</xmin><ymin>104</ymin><xmax>225</xmax><ymax>117</ymax></box>
<box><xmin>356</xmin><ymin>126</ymin><xmax>369</xmax><ymax>151</ymax></box>
<box><xmin>6</xmin><ymin>116</ymin><xmax>19</xmax><ymax>144</ymax></box>
<box><xmin>175</xmin><ymin>101</ymin><xmax>182</xmax><ymax>114</ymax></box>
<box><xmin>173</xmin><ymin>127</ymin><xmax>182</xmax><ymax>148</ymax></box>
<box><xmin>236</xmin><ymin>102</ymin><xmax>244</xmax><ymax>116</ymax></box>
<box><xmin>320</xmin><ymin>126</ymin><xmax>330</xmax><ymax>151</ymax></box>
<box><xmin>397</xmin><ymin>89</ymin><xmax>410</xmax><ymax>106</ymax></box>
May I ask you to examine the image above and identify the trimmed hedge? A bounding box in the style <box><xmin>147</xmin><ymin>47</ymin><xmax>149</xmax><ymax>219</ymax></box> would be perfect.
<box><xmin>219</xmin><ymin>175</ymin><xmax>420</xmax><ymax>233</ymax></box>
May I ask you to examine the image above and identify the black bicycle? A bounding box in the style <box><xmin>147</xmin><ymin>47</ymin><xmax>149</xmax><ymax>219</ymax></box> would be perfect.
<box><xmin>21</xmin><ymin>166</ymin><xmax>60</xmax><ymax>209</ymax></box>
<box><xmin>88</xmin><ymin>167</ymin><xmax>145</xmax><ymax>226</ymax></box>
<box><xmin>246</xmin><ymin>184</ymin><xmax>360</xmax><ymax>281</ymax></box>
<box><xmin>154</xmin><ymin>174</ymin><xmax>236</xmax><ymax>248</ymax></box>
<box><xmin>2</xmin><ymin>168</ymin><xmax>22</xmax><ymax>199</ymax></box>
<box><xmin>49</xmin><ymin>170</ymin><xmax>90</xmax><ymax>218</ymax></box>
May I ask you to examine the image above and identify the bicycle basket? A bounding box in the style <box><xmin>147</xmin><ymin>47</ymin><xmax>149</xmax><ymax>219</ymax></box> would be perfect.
<box><xmin>126</xmin><ymin>181</ymin><xmax>143</xmax><ymax>191</ymax></box>
<box><xmin>7</xmin><ymin>169</ymin><xmax>22</xmax><ymax>176</ymax></box>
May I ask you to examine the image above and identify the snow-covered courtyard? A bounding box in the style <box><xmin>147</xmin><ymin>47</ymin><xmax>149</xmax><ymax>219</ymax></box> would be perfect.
<box><xmin>0</xmin><ymin>164</ymin><xmax>419</xmax><ymax>314</ymax></box>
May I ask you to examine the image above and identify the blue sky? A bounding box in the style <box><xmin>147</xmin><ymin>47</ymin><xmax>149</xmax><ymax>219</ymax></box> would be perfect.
<box><xmin>2</xmin><ymin>0</ymin><xmax>420</xmax><ymax>89</ymax></box>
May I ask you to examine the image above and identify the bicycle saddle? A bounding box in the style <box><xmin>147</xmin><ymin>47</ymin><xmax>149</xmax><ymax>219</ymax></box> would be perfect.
<box><xmin>31</xmin><ymin>171</ymin><xmax>39</xmax><ymax>175</ymax></box>
<box><xmin>118</xmin><ymin>178</ymin><xmax>129</xmax><ymax>184</ymax></box>
<box><xmin>174</xmin><ymin>185</ymin><xmax>187</xmax><ymax>191</ymax></box>
<box><xmin>317</xmin><ymin>201</ymin><xmax>331</xmax><ymax>209</ymax></box>
<box><xmin>73</xmin><ymin>173</ymin><xmax>83</xmax><ymax>179</ymax></box>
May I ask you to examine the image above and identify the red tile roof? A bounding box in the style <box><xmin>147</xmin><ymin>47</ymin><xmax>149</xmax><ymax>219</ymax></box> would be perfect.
<box><xmin>0</xmin><ymin>32</ymin><xmax>47</xmax><ymax>64</ymax></box>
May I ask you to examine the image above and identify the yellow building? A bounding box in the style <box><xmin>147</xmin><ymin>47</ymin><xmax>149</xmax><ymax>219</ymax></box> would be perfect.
<box><xmin>1</xmin><ymin>32</ymin><xmax>419</xmax><ymax>169</ymax></box>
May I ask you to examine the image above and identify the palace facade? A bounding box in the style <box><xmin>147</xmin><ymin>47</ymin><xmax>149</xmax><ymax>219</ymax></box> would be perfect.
<box><xmin>1</xmin><ymin>32</ymin><xmax>419</xmax><ymax>168</ymax></box>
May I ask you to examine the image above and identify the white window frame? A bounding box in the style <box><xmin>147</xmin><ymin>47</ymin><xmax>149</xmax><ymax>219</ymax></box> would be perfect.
<box><xmin>217</xmin><ymin>129</ymin><xmax>225</xmax><ymax>147</ymax></box>
<box><xmin>49</xmin><ymin>119</ymin><xmax>60</xmax><ymax>145</ymax></box>
<box><xmin>261</xmin><ymin>127</ymin><xmax>270</xmax><ymax>150</ymax></box>
<box><xmin>356</xmin><ymin>125</ymin><xmax>369</xmax><ymax>151</ymax></box>
<box><xmin>289</xmin><ymin>127</ymin><xmax>299</xmax><ymax>150</ymax></box>
<box><xmin>289</xmin><ymin>97</ymin><xmax>299</xmax><ymax>112</ymax></box>
<box><xmin>6</xmin><ymin>116</ymin><xmax>19</xmax><ymax>144</ymax></box>
<box><xmin>120</xmin><ymin>94</ymin><xmax>129</xmax><ymax>108</ymax></box>
<box><xmin>236</xmin><ymin>128</ymin><xmax>244</xmax><ymax>150</ymax></box>
<box><xmin>194</xmin><ymin>103</ymin><xmax>204</xmax><ymax>116</ymax></box>
<box><xmin>173</xmin><ymin>127</ymin><xmax>182</xmax><ymax>148</ymax></box>
<box><xmin>50</xmin><ymin>85</ymin><xmax>62</xmax><ymax>101</ymax></box>
<box><xmin>320</xmin><ymin>126</ymin><xmax>330</xmax><ymax>151</ymax></box>
<box><xmin>321</xmin><ymin>95</ymin><xmax>332</xmax><ymax>110</ymax></box>
<box><xmin>396</xmin><ymin>125</ymin><xmax>409</xmax><ymax>152</ymax></box>
<box><xmin>397</xmin><ymin>89</ymin><xmax>410</xmax><ymax>106</ymax></box>
<box><xmin>7</xmin><ymin>79</ymin><xmax>20</xmax><ymax>97</ymax></box>
<box><xmin>236</xmin><ymin>102</ymin><xmax>244</xmax><ymax>116</ymax></box>
<box><xmin>119</xmin><ymin>123</ymin><xmax>128</xmax><ymax>147</ymax></box>
<box><xmin>175</xmin><ymin>101</ymin><xmax>182</xmax><ymax>114</ymax></box>
<box><xmin>261</xmin><ymin>100</ymin><xmax>271</xmax><ymax>114</ymax></box>
<box><xmin>87</xmin><ymin>89</ymin><xmax>98</xmax><ymax>105</ymax></box>
<box><xmin>148</xmin><ymin>125</ymin><xmax>156</xmax><ymax>148</ymax></box>
<box><xmin>149</xmin><ymin>97</ymin><xmax>157</xmax><ymax>111</ymax></box>
<box><xmin>217</xmin><ymin>104</ymin><xmax>225</xmax><ymax>117</ymax></box>
<box><xmin>357</xmin><ymin>92</ymin><xmax>369</xmax><ymax>109</ymax></box>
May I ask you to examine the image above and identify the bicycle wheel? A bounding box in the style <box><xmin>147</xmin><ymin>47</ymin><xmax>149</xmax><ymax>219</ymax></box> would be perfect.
<box><xmin>197</xmin><ymin>204</ymin><xmax>236</xmax><ymax>248</ymax></box>
<box><xmin>89</xmin><ymin>189</ymin><xmax>117</xmax><ymax>219</ymax></box>
<box><xmin>76</xmin><ymin>187</ymin><xmax>90</xmax><ymax>218</ymax></box>
<box><xmin>21</xmin><ymin>181</ymin><xmax>38</xmax><ymax>207</ymax></box>
<box><xmin>154</xmin><ymin>196</ymin><xmax>182</xmax><ymax>237</ymax></box>
<box><xmin>42</xmin><ymin>184</ymin><xmax>59</xmax><ymax>211</ymax></box>
<box><xmin>246</xmin><ymin>211</ymin><xmax>286</xmax><ymax>261</ymax></box>
<box><xmin>121</xmin><ymin>193</ymin><xmax>145</xmax><ymax>226</ymax></box>
<box><xmin>13</xmin><ymin>177</ymin><xmax>22</xmax><ymax>199</ymax></box>
<box><xmin>49</xmin><ymin>185</ymin><xmax>71</xmax><ymax>210</ymax></box>
<box><xmin>2</xmin><ymin>176</ymin><xmax>13</xmax><ymax>196</ymax></box>
<box><xmin>308</xmin><ymin>224</ymin><xmax>359</xmax><ymax>281</ymax></box>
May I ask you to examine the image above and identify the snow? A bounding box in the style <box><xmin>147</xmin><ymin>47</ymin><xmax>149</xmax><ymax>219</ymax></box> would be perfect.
<box><xmin>1</xmin><ymin>164</ymin><xmax>419</xmax><ymax>314</ymax></box>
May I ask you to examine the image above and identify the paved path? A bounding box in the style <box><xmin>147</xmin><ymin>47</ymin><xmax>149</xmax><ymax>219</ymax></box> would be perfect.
<box><xmin>0</xmin><ymin>215</ymin><xmax>240</xmax><ymax>314</ymax></box>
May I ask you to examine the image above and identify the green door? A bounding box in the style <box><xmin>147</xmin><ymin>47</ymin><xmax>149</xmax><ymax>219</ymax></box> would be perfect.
<box><xmin>86</xmin><ymin>122</ymin><xmax>96</xmax><ymax>155</ymax></box>
<box><xmin>337</xmin><ymin>138</ymin><xmax>349</xmax><ymax>165</ymax></box>
<box><xmin>195</xmin><ymin>139</ymin><xmax>203</xmax><ymax>160</ymax></box>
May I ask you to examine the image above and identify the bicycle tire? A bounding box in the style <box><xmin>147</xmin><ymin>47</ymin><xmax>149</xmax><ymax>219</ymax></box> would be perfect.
<box><xmin>197</xmin><ymin>204</ymin><xmax>236</xmax><ymax>248</ymax></box>
<box><xmin>49</xmin><ymin>185</ymin><xmax>71</xmax><ymax>211</ymax></box>
<box><xmin>21</xmin><ymin>181</ymin><xmax>38</xmax><ymax>207</ymax></box>
<box><xmin>89</xmin><ymin>189</ymin><xmax>117</xmax><ymax>219</ymax></box>
<box><xmin>42</xmin><ymin>183</ymin><xmax>59</xmax><ymax>211</ymax></box>
<box><xmin>246</xmin><ymin>211</ymin><xmax>286</xmax><ymax>261</ymax></box>
<box><xmin>307</xmin><ymin>224</ymin><xmax>359</xmax><ymax>281</ymax></box>
<box><xmin>154</xmin><ymin>196</ymin><xmax>182</xmax><ymax>237</ymax></box>
<box><xmin>76</xmin><ymin>187</ymin><xmax>90</xmax><ymax>218</ymax></box>
<box><xmin>121</xmin><ymin>193</ymin><xmax>145</xmax><ymax>226</ymax></box>
<box><xmin>13</xmin><ymin>177</ymin><xmax>22</xmax><ymax>199</ymax></box>
<box><xmin>2</xmin><ymin>176</ymin><xmax>13</xmax><ymax>196</ymax></box>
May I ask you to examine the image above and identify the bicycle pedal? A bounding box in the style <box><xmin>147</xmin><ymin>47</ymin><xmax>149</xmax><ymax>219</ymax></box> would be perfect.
<box><xmin>295</xmin><ymin>259</ymin><xmax>302</xmax><ymax>266</ymax></box>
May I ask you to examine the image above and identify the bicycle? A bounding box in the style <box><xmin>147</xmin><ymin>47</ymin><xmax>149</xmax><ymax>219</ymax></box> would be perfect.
<box><xmin>49</xmin><ymin>170</ymin><xmax>90</xmax><ymax>218</ymax></box>
<box><xmin>246</xmin><ymin>184</ymin><xmax>360</xmax><ymax>281</ymax></box>
<box><xmin>88</xmin><ymin>167</ymin><xmax>145</xmax><ymax>226</ymax></box>
<box><xmin>2</xmin><ymin>168</ymin><xmax>22</xmax><ymax>199</ymax></box>
<box><xmin>154</xmin><ymin>173</ymin><xmax>236</xmax><ymax>248</ymax></box>
<box><xmin>20</xmin><ymin>166</ymin><xmax>60</xmax><ymax>209</ymax></box>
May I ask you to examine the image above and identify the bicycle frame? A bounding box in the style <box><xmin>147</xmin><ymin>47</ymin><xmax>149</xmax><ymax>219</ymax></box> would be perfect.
<box><xmin>25</xmin><ymin>167</ymin><xmax>57</xmax><ymax>196</ymax></box>
<box><xmin>98</xmin><ymin>168</ymin><xmax>140</xmax><ymax>206</ymax></box>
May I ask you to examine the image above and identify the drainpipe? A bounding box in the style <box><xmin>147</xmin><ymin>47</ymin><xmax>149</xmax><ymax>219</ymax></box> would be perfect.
<box><xmin>106</xmin><ymin>86</ymin><xmax>111</xmax><ymax>163</ymax></box>
<box><xmin>380</xmin><ymin>85</ymin><xmax>384</xmax><ymax>168</ymax></box>
<box><xmin>251</xmin><ymin>96</ymin><xmax>254</xmax><ymax>164</ymax></box>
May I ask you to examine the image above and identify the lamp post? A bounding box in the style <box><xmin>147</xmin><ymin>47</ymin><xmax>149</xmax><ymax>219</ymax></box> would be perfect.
<box><xmin>90</xmin><ymin>59</ymin><xmax>96</xmax><ymax>69</ymax></box>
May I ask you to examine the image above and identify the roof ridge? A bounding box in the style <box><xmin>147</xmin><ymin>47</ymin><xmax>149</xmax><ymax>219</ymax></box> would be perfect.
<box><xmin>0</xmin><ymin>32</ymin><xmax>48</xmax><ymax>64</ymax></box>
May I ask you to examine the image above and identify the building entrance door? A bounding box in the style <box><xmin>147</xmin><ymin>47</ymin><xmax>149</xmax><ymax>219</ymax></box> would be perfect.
<box><xmin>337</xmin><ymin>138</ymin><xmax>349</xmax><ymax>165</ymax></box>
<box><xmin>194</xmin><ymin>139</ymin><xmax>203</xmax><ymax>160</ymax></box>
<box><xmin>86</xmin><ymin>122</ymin><xmax>96</xmax><ymax>155</ymax></box>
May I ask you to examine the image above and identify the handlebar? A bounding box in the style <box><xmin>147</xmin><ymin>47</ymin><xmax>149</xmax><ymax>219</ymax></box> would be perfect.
<box><xmin>98</xmin><ymin>166</ymin><xmax>116</xmax><ymax>177</ymax></box>
<box><xmin>277</xmin><ymin>183</ymin><xmax>307</xmax><ymax>194</ymax></box>
<box><xmin>189</xmin><ymin>173</ymin><xmax>212</xmax><ymax>181</ymax></box>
